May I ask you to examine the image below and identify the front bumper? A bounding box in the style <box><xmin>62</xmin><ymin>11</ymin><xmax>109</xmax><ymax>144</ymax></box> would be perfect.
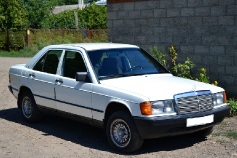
<box><xmin>134</xmin><ymin>106</ymin><xmax>230</xmax><ymax>139</ymax></box>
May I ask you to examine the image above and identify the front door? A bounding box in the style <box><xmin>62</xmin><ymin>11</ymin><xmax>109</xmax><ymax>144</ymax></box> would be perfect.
<box><xmin>54</xmin><ymin>50</ymin><xmax>93</xmax><ymax>119</ymax></box>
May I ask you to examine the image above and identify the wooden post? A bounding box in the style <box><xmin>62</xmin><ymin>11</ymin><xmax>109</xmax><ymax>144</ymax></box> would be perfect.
<box><xmin>74</xmin><ymin>12</ymin><xmax>79</xmax><ymax>30</ymax></box>
<box><xmin>26</xmin><ymin>29</ymin><xmax>30</xmax><ymax>46</ymax></box>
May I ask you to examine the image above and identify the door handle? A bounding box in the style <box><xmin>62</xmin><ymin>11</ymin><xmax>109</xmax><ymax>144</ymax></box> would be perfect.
<box><xmin>29</xmin><ymin>73</ymin><xmax>35</xmax><ymax>78</ymax></box>
<box><xmin>55</xmin><ymin>79</ymin><xmax>63</xmax><ymax>85</ymax></box>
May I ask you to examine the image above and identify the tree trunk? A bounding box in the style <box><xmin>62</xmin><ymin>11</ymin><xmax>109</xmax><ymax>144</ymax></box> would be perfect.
<box><xmin>5</xmin><ymin>29</ymin><xmax>10</xmax><ymax>51</ymax></box>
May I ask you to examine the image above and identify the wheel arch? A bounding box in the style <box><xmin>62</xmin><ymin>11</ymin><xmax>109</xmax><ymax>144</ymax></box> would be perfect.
<box><xmin>104</xmin><ymin>101</ymin><xmax>132</xmax><ymax>127</ymax></box>
<box><xmin>17</xmin><ymin>86</ymin><xmax>33</xmax><ymax>108</ymax></box>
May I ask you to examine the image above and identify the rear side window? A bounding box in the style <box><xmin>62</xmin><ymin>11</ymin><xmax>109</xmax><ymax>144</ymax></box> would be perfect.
<box><xmin>33</xmin><ymin>50</ymin><xmax>62</xmax><ymax>74</ymax></box>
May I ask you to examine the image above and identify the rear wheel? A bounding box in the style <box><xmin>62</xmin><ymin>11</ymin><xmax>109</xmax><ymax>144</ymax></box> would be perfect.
<box><xmin>106</xmin><ymin>111</ymin><xmax>144</xmax><ymax>153</ymax></box>
<box><xmin>19</xmin><ymin>90</ymin><xmax>42</xmax><ymax>122</ymax></box>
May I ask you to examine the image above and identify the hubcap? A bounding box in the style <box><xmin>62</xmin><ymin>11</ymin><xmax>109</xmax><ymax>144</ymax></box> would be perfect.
<box><xmin>110</xmin><ymin>119</ymin><xmax>131</xmax><ymax>148</ymax></box>
<box><xmin>22</xmin><ymin>96</ymin><xmax>32</xmax><ymax>118</ymax></box>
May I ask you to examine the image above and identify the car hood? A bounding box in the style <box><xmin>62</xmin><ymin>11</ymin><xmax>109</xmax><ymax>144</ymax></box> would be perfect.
<box><xmin>100</xmin><ymin>74</ymin><xmax>223</xmax><ymax>101</ymax></box>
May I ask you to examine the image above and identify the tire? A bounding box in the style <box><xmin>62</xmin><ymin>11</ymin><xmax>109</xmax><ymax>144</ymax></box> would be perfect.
<box><xmin>106</xmin><ymin>111</ymin><xmax>144</xmax><ymax>153</ymax></box>
<box><xmin>19</xmin><ymin>90</ymin><xmax>42</xmax><ymax>122</ymax></box>
<box><xmin>192</xmin><ymin>127</ymin><xmax>213</xmax><ymax>137</ymax></box>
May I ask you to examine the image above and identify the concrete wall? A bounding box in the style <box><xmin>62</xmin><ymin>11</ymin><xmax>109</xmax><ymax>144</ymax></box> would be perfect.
<box><xmin>53</xmin><ymin>4</ymin><xmax>84</xmax><ymax>14</ymax></box>
<box><xmin>107</xmin><ymin>0</ymin><xmax>237</xmax><ymax>97</ymax></box>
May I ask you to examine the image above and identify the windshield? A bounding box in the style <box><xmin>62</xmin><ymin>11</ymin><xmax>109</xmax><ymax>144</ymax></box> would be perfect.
<box><xmin>87</xmin><ymin>48</ymin><xmax>169</xmax><ymax>80</ymax></box>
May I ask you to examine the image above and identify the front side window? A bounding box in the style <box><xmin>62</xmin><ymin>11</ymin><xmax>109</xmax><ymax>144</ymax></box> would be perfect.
<box><xmin>87</xmin><ymin>48</ymin><xmax>168</xmax><ymax>80</ymax></box>
<box><xmin>33</xmin><ymin>50</ymin><xmax>62</xmax><ymax>74</ymax></box>
<box><xmin>61</xmin><ymin>51</ymin><xmax>87</xmax><ymax>79</ymax></box>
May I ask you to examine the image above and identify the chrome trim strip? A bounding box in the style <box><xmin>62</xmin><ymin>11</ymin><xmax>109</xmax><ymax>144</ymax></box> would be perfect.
<box><xmin>33</xmin><ymin>94</ymin><xmax>103</xmax><ymax>113</ymax></box>
<box><xmin>174</xmin><ymin>90</ymin><xmax>212</xmax><ymax>103</ymax></box>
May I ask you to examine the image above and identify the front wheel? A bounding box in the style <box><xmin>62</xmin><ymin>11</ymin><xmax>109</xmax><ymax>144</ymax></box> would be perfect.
<box><xmin>106</xmin><ymin>111</ymin><xmax>144</xmax><ymax>153</ymax></box>
<box><xmin>19</xmin><ymin>91</ymin><xmax>42</xmax><ymax>122</ymax></box>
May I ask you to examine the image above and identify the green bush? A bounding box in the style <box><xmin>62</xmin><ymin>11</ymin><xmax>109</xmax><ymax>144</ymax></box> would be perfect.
<box><xmin>149</xmin><ymin>46</ymin><xmax>167</xmax><ymax>66</ymax></box>
<box><xmin>227</xmin><ymin>98</ymin><xmax>237</xmax><ymax>116</ymax></box>
<box><xmin>149</xmin><ymin>45</ymin><xmax>218</xmax><ymax>85</ymax></box>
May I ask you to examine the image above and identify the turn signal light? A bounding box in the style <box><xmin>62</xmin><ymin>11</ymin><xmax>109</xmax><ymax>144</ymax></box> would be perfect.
<box><xmin>140</xmin><ymin>102</ymin><xmax>152</xmax><ymax>115</ymax></box>
<box><xmin>223</xmin><ymin>91</ymin><xmax>227</xmax><ymax>103</ymax></box>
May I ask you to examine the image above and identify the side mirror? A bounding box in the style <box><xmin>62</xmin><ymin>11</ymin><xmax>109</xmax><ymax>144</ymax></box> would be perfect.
<box><xmin>76</xmin><ymin>72</ymin><xmax>91</xmax><ymax>82</ymax></box>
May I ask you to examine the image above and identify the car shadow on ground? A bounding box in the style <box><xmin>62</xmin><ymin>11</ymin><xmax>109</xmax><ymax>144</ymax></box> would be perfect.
<box><xmin>0</xmin><ymin>108</ymin><xmax>207</xmax><ymax>155</ymax></box>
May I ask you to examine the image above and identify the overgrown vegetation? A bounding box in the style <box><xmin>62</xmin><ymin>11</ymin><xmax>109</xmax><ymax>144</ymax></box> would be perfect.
<box><xmin>0</xmin><ymin>29</ymin><xmax>108</xmax><ymax>57</ymax></box>
<box><xmin>0</xmin><ymin>48</ymin><xmax>36</xmax><ymax>57</ymax></box>
<box><xmin>0</xmin><ymin>0</ymin><xmax>107</xmax><ymax>51</ymax></box>
<box><xmin>150</xmin><ymin>45</ymin><xmax>218</xmax><ymax>85</ymax></box>
<box><xmin>227</xmin><ymin>98</ymin><xmax>237</xmax><ymax>116</ymax></box>
<box><xmin>0</xmin><ymin>0</ymin><xmax>105</xmax><ymax>30</ymax></box>
<box><xmin>41</xmin><ymin>4</ymin><xmax>107</xmax><ymax>29</ymax></box>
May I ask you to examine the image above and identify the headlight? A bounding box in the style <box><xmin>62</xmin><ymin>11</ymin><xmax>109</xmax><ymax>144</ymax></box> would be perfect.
<box><xmin>140</xmin><ymin>100</ymin><xmax>176</xmax><ymax>115</ymax></box>
<box><xmin>152</xmin><ymin>100</ymin><xmax>175</xmax><ymax>115</ymax></box>
<box><xmin>213</xmin><ymin>92</ymin><xmax>226</xmax><ymax>106</ymax></box>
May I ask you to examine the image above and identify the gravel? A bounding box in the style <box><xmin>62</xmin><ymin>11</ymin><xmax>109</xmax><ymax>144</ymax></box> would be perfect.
<box><xmin>0</xmin><ymin>57</ymin><xmax>237</xmax><ymax>158</ymax></box>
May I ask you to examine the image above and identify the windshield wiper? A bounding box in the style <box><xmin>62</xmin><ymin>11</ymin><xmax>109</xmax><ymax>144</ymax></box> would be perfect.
<box><xmin>99</xmin><ymin>73</ymin><xmax>148</xmax><ymax>80</ymax></box>
<box><xmin>99</xmin><ymin>74</ymin><xmax>131</xmax><ymax>80</ymax></box>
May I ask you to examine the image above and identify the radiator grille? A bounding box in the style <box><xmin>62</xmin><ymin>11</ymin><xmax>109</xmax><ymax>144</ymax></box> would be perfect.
<box><xmin>175</xmin><ymin>91</ymin><xmax>213</xmax><ymax>115</ymax></box>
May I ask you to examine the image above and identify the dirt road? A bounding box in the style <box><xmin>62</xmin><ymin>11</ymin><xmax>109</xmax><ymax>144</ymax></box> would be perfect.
<box><xmin>0</xmin><ymin>57</ymin><xmax>237</xmax><ymax>158</ymax></box>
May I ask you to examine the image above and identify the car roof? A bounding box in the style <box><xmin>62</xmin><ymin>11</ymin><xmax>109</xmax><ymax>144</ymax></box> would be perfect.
<box><xmin>26</xmin><ymin>43</ymin><xmax>140</xmax><ymax>69</ymax></box>
<box><xmin>48</xmin><ymin>43</ymin><xmax>139</xmax><ymax>51</ymax></box>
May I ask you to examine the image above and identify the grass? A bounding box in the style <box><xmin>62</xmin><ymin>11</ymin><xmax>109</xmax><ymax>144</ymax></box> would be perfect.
<box><xmin>0</xmin><ymin>50</ymin><xmax>36</xmax><ymax>57</ymax></box>
<box><xmin>0</xmin><ymin>47</ymin><xmax>38</xmax><ymax>57</ymax></box>
<box><xmin>226</xmin><ymin>131</ymin><xmax>237</xmax><ymax>140</ymax></box>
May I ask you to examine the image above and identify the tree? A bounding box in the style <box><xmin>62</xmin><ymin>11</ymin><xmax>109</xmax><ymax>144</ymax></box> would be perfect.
<box><xmin>24</xmin><ymin>0</ymin><xmax>57</xmax><ymax>28</ymax></box>
<box><xmin>0</xmin><ymin>0</ymin><xmax>28</xmax><ymax>51</ymax></box>
<box><xmin>41</xmin><ymin>3</ymin><xmax>107</xmax><ymax>29</ymax></box>
<box><xmin>0</xmin><ymin>0</ymin><xmax>28</xmax><ymax>30</ymax></box>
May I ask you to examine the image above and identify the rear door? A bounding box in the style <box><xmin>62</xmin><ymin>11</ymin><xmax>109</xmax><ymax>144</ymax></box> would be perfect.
<box><xmin>28</xmin><ymin>49</ymin><xmax>63</xmax><ymax>109</ymax></box>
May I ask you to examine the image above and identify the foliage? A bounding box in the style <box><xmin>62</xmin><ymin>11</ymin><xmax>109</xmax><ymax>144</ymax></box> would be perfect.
<box><xmin>0</xmin><ymin>0</ymin><xmax>107</xmax><ymax>30</ymax></box>
<box><xmin>168</xmin><ymin>45</ymin><xmax>194</xmax><ymax>79</ymax></box>
<box><xmin>149</xmin><ymin>46</ymin><xmax>167</xmax><ymax>66</ymax></box>
<box><xmin>0</xmin><ymin>29</ymin><xmax>108</xmax><ymax>56</ymax></box>
<box><xmin>196</xmin><ymin>68</ymin><xmax>209</xmax><ymax>83</ymax></box>
<box><xmin>0</xmin><ymin>46</ymin><xmax>38</xmax><ymax>57</ymax></box>
<box><xmin>41</xmin><ymin>3</ymin><xmax>107</xmax><ymax>29</ymax></box>
<box><xmin>150</xmin><ymin>45</ymin><xmax>218</xmax><ymax>85</ymax></box>
<box><xmin>80</xmin><ymin>3</ymin><xmax>107</xmax><ymax>29</ymax></box>
<box><xmin>24</xmin><ymin>0</ymin><xmax>57</xmax><ymax>29</ymax></box>
<box><xmin>169</xmin><ymin>45</ymin><xmax>177</xmax><ymax>66</ymax></box>
<box><xmin>171</xmin><ymin>58</ymin><xmax>195</xmax><ymax>79</ymax></box>
<box><xmin>41</xmin><ymin>10</ymin><xmax>76</xmax><ymax>29</ymax></box>
<box><xmin>0</xmin><ymin>0</ymin><xmax>28</xmax><ymax>30</ymax></box>
<box><xmin>56</xmin><ymin>0</ymin><xmax>79</xmax><ymax>5</ymax></box>
<box><xmin>227</xmin><ymin>98</ymin><xmax>237</xmax><ymax>116</ymax></box>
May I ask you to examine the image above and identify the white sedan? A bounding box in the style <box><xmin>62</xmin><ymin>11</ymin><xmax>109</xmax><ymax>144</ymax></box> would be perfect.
<box><xmin>8</xmin><ymin>43</ymin><xmax>230</xmax><ymax>152</ymax></box>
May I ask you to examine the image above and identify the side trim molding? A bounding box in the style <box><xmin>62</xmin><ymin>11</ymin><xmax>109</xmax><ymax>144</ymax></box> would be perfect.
<box><xmin>34</xmin><ymin>94</ymin><xmax>104</xmax><ymax>113</ymax></box>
